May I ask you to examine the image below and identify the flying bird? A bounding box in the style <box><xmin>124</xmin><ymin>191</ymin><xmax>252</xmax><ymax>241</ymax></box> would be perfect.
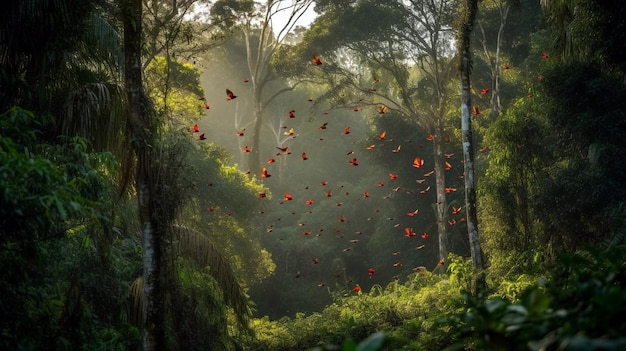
<box><xmin>413</xmin><ymin>157</ymin><xmax>424</xmax><ymax>168</ymax></box>
<box><xmin>261</xmin><ymin>168</ymin><xmax>271</xmax><ymax>178</ymax></box>
<box><xmin>226</xmin><ymin>89</ymin><xmax>237</xmax><ymax>100</ymax></box>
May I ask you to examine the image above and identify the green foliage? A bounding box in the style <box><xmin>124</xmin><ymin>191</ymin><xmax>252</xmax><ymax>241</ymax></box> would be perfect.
<box><xmin>0</xmin><ymin>107</ymin><xmax>139</xmax><ymax>350</ymax></box>
<box><xmin>480</xmin><ymin>60</ymin><xmax>626</xmax><ymax>274</ymax></box>
<box><xmin>452</xmin><ymin>245</ymin><xmax>626</xmax><ymax>350</ymax></box>
<box><xmin>0</xmin><ymin>107</ymin><xmax>94</xmax><ymax>240</ymax></box>
<box><xmin>144</xmin><ymin>56</ymin><xmax>205</xmax><ymax>126</ymax></box>
<box><xmin>543</xmin><ymin>0</ymin><xmax>626</xmax><ymax>73</ymax></box>
<box><xmin>165</xmin><ymin>258</ymin><xmax>235</xmax><ymax>351</ymax></box>
<box><xmin>248</xmin><ymin>261</ymin><xmax>469</xmax><ymax>351</ymax></box>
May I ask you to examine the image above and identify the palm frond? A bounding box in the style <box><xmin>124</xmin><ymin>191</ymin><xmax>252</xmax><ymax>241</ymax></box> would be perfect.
<box><xmin>61</xmin><ymin>81</ymin><xmax>134</xmax><ymax>191</ymax></box>
<box><xmin>128</xmin><ymin>276</ymin><xmax>144</xmax><ymax>327</ymax></box>
<box><xmin>172</xmin><ymin>225</ymin><xmax>251</xmax><ymax>327</ymax></box>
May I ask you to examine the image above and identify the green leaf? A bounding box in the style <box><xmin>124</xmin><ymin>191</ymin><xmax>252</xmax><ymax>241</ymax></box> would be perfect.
<box><xmin>341</xmin><ymin>338</ymin><xmax>357</xmax><ymax>351</ymax></box>
<box><xmin>355</xmin><ymin>332</ymin><xmax>384</xmax><ymax>351</ymax></box>
<box><xmin>54</xmin><ymin>198</ymin><xmax>68</xmax><ymax>221</ymax></box>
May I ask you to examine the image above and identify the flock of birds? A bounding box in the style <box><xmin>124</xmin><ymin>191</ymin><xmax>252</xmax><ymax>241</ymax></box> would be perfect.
<box><xmin>192</xmin><ymin>52</ymin><xmax>548</xmax><ymax>291</ymax></box>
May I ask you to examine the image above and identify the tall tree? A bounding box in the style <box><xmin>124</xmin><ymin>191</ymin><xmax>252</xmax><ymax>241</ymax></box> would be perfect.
<box><xmin>477</xmin><ymin>0</ymin><xmax>513</xmax><ymax>118</ymax></box>
<box><xmin>286</xmin><ymin>0</ymin><xmax>459</xmax><ymax>268</ymax></box>
<box><xmin>118</xmin><ymin>0</ymin><xmax>167</xmax><ymax>349</ymax></box>
<box><xmin>211</xmin><ymin>0</ymin><xmax>315</xmax><ymax>177</ymax></box>
<box><xmin>457</xmin><ymin>0</ymin><xmax>484</xmax><ymax>285</ymax></box>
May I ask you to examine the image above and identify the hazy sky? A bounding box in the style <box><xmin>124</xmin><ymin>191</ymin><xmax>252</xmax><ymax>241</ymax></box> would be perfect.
<box><xmin>270</xmin><ymin>1</ymin><xmax>318</xmax><ymax>38</ymax></box>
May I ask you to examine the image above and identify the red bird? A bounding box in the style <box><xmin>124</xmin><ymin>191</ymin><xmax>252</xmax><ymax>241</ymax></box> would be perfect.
<box><xmin>312</xmin><ymin>55</ymin><xmax>323</xmax><ymax>65</ymax></box>
<box><xmin>368</xmin><ymin>268</ymin><xmax>376</xmax><ymax>277</ymax></box>
<box><xmin>236</xmin><ymin>129</ymin><xmax>245</xmax><ymax>136</ymax></box>
<box><xmin>226</xmin><ymin>89</ymin><xmax>237</xmax><ymax>100</ymax></box>
<box><xmin>378</xmin><ymin>105</ymin><xmax>387</xmax><ymax>114</ymax></box>
<box><xmin>405</xmin><ymin>227</ymin><xmax>416</xmax><ymax>237</ymax></box>
<box><xmin>242</xmin><ymin>146</ymin><xmax>251</xmax><ymax>152</ymax></box>
<box><xmin>342</xmin><ymin>127</ymin><xmax>351</xmax><ymax>135</ymax></box>
<box><xmin>318</xmin><ymin>122</ymin><xmax>328</xmax><ymax>130</ymax></box>
<box><xmin>261</xmin><ymin>168</ymin><xmax>271</xmax><ymax>178</ymax></box>
<box><xmin>413</xmin><ymin>157</ymin><xmax>424</xmax><ymax>168</ymax></box>
<box><xmin>193</xmin><ymin>124</ymin><xmax>199</xmax><ymax>133</ymax></box>
<box><xmin>480</xmin><ymin>88</ymin><xmax>489</xmax><ymax>95</ymax></box>
<box><xmin>349</xmin><ymin>158</ymin><xmax>359</xmax><ymax>166</ymax></box>
<box><xmin>287</xmin><ymin>110</ymin><xmax>296</xmax><ymax>118</ymax></box>
<box><xmin>276</xmin><ymin>146</ymin><xmax>290</xmax><ymax>155</ymax></box>
<box><xmin>283</xmin><ymin>193</ymin><xmax>293</xmax><ymax>201</ymax></box>
<box><xmin>301</xmin><ymin>152</ymin><xmax>308</xmax><ymax>160</ymax></box>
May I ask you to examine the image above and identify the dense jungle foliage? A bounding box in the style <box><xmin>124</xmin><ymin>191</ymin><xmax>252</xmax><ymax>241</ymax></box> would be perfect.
<box><xmin>1</xmin><ymin>0</ymin><xmax>625</xmax><ymax>350</ymax></box>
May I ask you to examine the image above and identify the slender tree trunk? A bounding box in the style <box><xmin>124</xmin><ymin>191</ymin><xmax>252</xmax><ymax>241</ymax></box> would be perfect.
<box><xmin>249</xmin><ymin>99</ymin><xmax>263</xmax><ymax>177</ymax></box>
<box><xmin>458</xmin><ymin>0</ymin><xmax>485</xmax><ymax>285</ymax></box>
<box><xmin>120</xmin><ymin>0</ymin><xmax>165</xmax><ymax>349</ymax></box>
<box><xmin>433</xmin><ymin>120</ymin><xmax>449</xmax><ymax>271</ymax></box>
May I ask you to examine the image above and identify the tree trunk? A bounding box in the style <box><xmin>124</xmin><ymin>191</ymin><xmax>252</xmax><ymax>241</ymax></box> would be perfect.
<box><xmin>458</xmin><ymin>0</ymin><xmax>485</xmax><ymax>285</ymax></box>
<box><xmin>120</xmin><ymin>0</ymin><xmax>165</xmax><ymax>349</ymax></box>
<box><xmin>433</xmin><ymin>120</ymin><xmax>449</xmax><ymax>271</ymax></box>
<box><xmin>249</xmin><ymin>99</ymin><xmax>263</xmax><ymax>178</ymax></box>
